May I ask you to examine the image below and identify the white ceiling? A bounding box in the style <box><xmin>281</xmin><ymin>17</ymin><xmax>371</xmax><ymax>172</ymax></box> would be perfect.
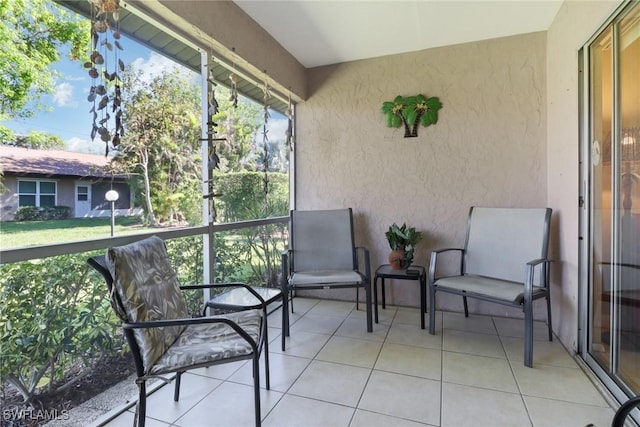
<box><xmin>234</xmin><ymin>1</ymin><xmax>563</xmax><ymax>68</ymax></box>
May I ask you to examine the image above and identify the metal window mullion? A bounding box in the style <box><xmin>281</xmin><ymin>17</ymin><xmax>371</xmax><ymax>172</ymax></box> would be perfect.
<box><xmin>610</xmin><ymin>20</ymin><xmax>622</xmax><ymax>375</ymax></box>
<box><xmin>200</xmin><ymin>50</ymin><xmax>214</xmax><ymax>301</ymax></box>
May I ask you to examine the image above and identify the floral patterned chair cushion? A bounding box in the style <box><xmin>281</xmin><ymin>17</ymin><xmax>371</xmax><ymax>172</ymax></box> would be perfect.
<box><xmin>150</xmin><ymin>309</ymin><xmax>262</xmax><ymax>375</ymax></box>
<box><xmin>106</xmin><ymin>235</ymin><xmax>188</xmax><ymax>373</ymax></box>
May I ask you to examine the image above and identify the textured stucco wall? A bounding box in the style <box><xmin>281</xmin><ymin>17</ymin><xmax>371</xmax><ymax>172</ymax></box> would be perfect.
<box><xmin>546</xmin><ymin>0</ymin><xmax>621</xmax><ymax>352</ymax></box>
<box><xmin>295</xmin><ymin>32</ymin><xmax>548</xmax><ymax>316</ymax></box>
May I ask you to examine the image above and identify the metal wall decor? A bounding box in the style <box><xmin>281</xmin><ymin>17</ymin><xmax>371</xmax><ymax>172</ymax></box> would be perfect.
<box><xmin>381</xmin><ymin>94</ymin><xmax>442</xmax><ymax>138</ymax></box>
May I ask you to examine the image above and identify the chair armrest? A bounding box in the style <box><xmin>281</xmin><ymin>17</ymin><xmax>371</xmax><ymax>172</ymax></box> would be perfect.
<box><xmin>524</xmin><ymin>258</ymin><xmax>553</xmax><ymax>297</ymax></box>
<box><xmin>180</xmin><ymin>282</ymin><xmax>266</xmax><ymax>305</ymax></box>
<box><xmin>281</xmin><ymin>249</ymin><xmax>292</xmax><ymax>274</ymax></box>
<box><xmin>428</xmin><ymin>248</ymin><xmax>464</xmax><ymax>284</ymax></box>
<box><xmin>355</xmin><ymin>246</ymin><xmax>371</xmax><ymax>281</ymax></box>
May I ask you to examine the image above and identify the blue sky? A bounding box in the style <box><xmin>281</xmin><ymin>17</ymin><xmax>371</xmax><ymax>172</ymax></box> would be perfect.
<box><xmin>6</xmin><ymin>33</ymin><xmax>287</xmax><ymax>155</ymax></box>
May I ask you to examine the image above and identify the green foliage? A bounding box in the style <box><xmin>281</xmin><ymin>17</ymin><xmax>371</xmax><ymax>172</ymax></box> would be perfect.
<box><xmin>0</xmin><ymin>253</ymin><xmax>121</xmax><ymax>402</ymax></box>
<box><xmin>214</xmin><ymin>172</ymin><xmax>289</xmax><ymax>286</ymax></box>
<box><xmin>0</xmin><ymin>124</ymin><xmax>15</xmax><ymax>145</ymax></box>
<box><xmin>165</xmin><ymin>237</ymin><xmax>205</xmax><ymax>316</ymax></box>
<box><xmin>3</xmin><ymin>130</ymin><xmax>66</xmax><ymax>149</ymax></box>
<box><xmin>215</xmin><ymin>172</ymin><xmax>289</xmax><ymax>222</ymax></box>
<box><xmin>0</xmin><ymin>238</ymin><xmax>204</xmax><ymax>402</ymax></box>
<box><xmin>114</xmin><ymin>67</ymin><xmax>202</xmax><ymax>226</ymax></box>
<box><xmin>14</xmin><ymin>205</ymin><xmax>71</xmax><ymax>221</ymax></box>
<box><xmin>0</xmin><ymin>167</ymin><xmax>6</xmax><ymax>195</ymax></box>
<box><xmin>212</xmin><ymin>87</ymin><xmax>263</xmax><ymax>173</ymax></box>
<box><xmin>385</xmin><ymin>223</ymin><xmax>423</xmax><ymax>266</ymax></box>
<box><xmin>0</xmin><ymin>0</ymin><xmax>90</xmax><ymax>118</ymax></box>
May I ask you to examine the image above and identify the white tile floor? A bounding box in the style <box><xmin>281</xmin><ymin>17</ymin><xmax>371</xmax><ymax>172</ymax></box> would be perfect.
<box><xmin>96</xmin><ymin>297</ymin><xmax>616</xmax><ymax>427</ymax></box>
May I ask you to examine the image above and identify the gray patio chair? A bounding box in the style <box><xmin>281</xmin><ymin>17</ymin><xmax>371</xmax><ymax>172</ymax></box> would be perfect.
<box><xmin>611</xmin><ymin>396</ymin><xmax>640</xmax><ymax>427</ymax></box>
<box><xmin>585</xmin><ymin>395</ymin><xmax>640</xmax><ymax>427</ymax></box>
<box><xmin>428</xmin><ymin>207</ymin><xmax>553</xmax><ymax>367</ymax></box>
<box><xmin>281</xmin><ymin>208</ymin><xmax>373</xmax><ymax>336</ymax></box>
<box><xmin>87</xmin><ymin>235</ymin><xmax>268</xmax><ymax>427</ymax></box>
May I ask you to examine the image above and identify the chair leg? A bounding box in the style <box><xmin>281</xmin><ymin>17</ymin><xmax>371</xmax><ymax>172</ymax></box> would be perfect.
<box><xmin>283</xmin><ymin>291</ymin><xmax>291</xmax><ymax>338</ymax></box>
<box><xmin>263</xmin><ymin>327</ymin><xmax>271</xmax><ymax>390</ymax></box>
<box><xmin>174</xmin><ymin>372</ymin><xmax>182</xmax><ymax>402</ymax></box>
<box><xmin>252</xmin><ymin>354</ymin><xmax>262</xmax><ymax>427</ymax></box>
<box><xmin>463</xmin><ymin>295</ymin><xmax>469</xmax><ymax>317</ymax></box>
<box><xmin>546</xmin><ymin>292</ymin><xmax>553</xmax><ymax>342</ymax></box>
<box><xmin>365</xmin><ymin>283</ymin><xmax>372</xmax><ymax>333</ymax></box>
<box><xmin>428</xmin><ymin>285</ymin><xmax>436</xmax><ymax>335</ymax></box>
<box><xmin>136</xmin><ymin>381</ymin><xmax>146</xmax><ymax>427</ymax></box>
<box><xmin>290</xmin><ymin>290</ymin><xmax>295</xmax><ymax>314</ymax></box>
<box><xmin>281</xmin><ymin>293</ymin><xmax>287</xmax><ymax>350</ymax></box>
<box><xmin>524</xmin><ymin>298</ymin><xmax>533</xmax><ymax>368</ymax></box>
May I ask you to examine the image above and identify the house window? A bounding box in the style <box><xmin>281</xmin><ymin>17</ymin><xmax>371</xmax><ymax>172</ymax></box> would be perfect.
<box><xmin>18</xmin><ymin>180</ymin><xmax>57</xmax><ymax>207</ymax></box>
<box><xmin>77</xmin><ymin>186</ymin><xmax>89</xmax><ymax>202</ymax></box>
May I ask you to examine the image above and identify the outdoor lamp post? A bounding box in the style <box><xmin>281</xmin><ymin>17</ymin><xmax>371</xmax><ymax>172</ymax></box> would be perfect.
<box><xmin>105</xmin><ymin>190</ymin><xmax>119</xmax><ymax>237</ymax></box>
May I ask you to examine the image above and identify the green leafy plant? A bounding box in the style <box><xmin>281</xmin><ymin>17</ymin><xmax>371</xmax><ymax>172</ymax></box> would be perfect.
<box><xmin>385</xmin><ymin>222</ymin><xmax>423</xmax><ymax>266</ymax></box>
<box><xmin>381</xmin><ymin>94</ymin><xmax>443</xmax><ymax>137</ymax></box>
<box><xmin>14</xmin><ymin>205</ymin><xmax>71</xmax><ymax>221</ymax></box>
<box><xmin>0</xmin><ymin>253</ymin><xmax>121</xmax><ymax>402</ymax></box>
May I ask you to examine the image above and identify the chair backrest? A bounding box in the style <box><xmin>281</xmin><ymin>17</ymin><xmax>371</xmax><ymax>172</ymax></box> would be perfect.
<box><xmin>463</xmin><ymin>207</ymin><xmax>552</xmax><ymax>284</ymax></box>
<box><xmin>104</xmin><ymin>235</ymin><xmax>188</xmax><ymax>372</ymax></box>
<box><xmin>290</xmin><ymin>208</ymin><xmax>356</xmax><ymax>272</ymax></box>
<box><xmin>87</xmin><ymin>254</ymin><xmax>129</xmax><ymax>323</ymax></box>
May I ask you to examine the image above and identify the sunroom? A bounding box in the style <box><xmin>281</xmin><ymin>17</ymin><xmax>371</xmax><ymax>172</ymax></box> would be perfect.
<box><xmin>2</xmin><ymin>0</ymin><xmax>640</xmax><ymax>426</ymax></box>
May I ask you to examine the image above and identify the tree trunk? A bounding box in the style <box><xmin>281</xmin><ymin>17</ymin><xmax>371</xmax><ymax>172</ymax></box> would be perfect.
<box><xmin>410</xmin><ymin>111</ymin><xmax>424</xmax><ymax>137</ymax></box>
<box><xmin>140</xmin><ymin>148</ymin><xmax>158</xmax><ymax>226</ymax></box>
<box><xmin>401</xmin><ymin>115</ymin><xmax>412</xmax><ymax>138</ymax></box>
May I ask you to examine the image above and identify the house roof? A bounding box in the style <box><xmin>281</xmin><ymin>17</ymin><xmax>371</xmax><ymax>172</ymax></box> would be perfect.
<box><xmin>0</xmin><ymin>146</ymin><xmax>118</xmax><ymax>179</ymax></box>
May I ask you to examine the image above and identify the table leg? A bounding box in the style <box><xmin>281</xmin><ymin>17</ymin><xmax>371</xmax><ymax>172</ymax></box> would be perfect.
<box><xmin>420</xmin><ymin>274</ymin><xmax>426</xmax><ymax>329</ymax></box>
<box><xmin>374</xmin><ymin>275</ymin><xmax>379</xmax><ymax>324</ymax></box>
<box><xmin>381</xmin><ymin>278</ymin><xmax>386</xmax><ymax>309</ymax></box>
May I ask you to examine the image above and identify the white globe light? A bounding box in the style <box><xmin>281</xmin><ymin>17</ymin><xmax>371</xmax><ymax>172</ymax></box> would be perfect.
<box><xmin>105</xmin><ymin>189</ymin><xmax>120</xmax><ymax>202</ymax></box>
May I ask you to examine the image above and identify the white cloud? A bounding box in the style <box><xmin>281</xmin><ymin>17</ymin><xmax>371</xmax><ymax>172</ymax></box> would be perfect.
<box><xmin>254</xmin><ymin>116</ymin><xmax>290</xmax><ymax>144</ymax></box>
<box><xmin>66</xmin><ymin>137</ymin><xmax>106</xmax><ymax>155</ymax></box>
<box><xmin>130</xmin><ymin>51</ymin><xmax>197</xmax><ymax>85</ymax></box>
<box><xmin>53</xmin><ymin>82</ymin><xmax>78</xmax><ymax>108</ymax></box>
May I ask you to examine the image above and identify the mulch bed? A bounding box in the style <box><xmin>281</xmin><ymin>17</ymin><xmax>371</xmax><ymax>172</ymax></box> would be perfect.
<box><xmin>1</xmin><ymin>354</ymin><xmax>135</xmax><ymax>427</ymax></box>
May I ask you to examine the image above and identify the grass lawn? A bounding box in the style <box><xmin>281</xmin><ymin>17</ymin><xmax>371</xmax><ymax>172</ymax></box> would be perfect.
<box><xmin>0</xmin><ymin>216</ymin><xmax>155</xmax><ymax>249</ymax></box>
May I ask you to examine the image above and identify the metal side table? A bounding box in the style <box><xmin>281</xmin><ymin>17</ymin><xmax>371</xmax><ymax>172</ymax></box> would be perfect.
<box><xmin>374</xmin><ymin>264</ymin><xmax>427</xmax><ymax>329</ymax></box>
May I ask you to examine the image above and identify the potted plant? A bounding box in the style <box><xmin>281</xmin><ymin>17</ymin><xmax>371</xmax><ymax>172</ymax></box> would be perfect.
<box><xmin>385</xmin><ymin>223</ymin><xmax>423</xmax><ymax>269</ymax></box>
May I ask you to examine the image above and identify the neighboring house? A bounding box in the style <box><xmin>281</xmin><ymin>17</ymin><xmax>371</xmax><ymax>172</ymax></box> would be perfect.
<box><xmin>0</xmin><ymin>145</ymin><xmax>138</xmax><ymax>222</ymax></box>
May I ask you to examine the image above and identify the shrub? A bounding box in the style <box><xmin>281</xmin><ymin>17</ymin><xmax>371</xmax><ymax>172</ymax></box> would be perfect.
<box><xmin>214</xmin><ymin>172</ymin><xmax>288</xmax><ymax>287</ymax></box>
<box><xmin>0</xmin><ymin>253</ymin><xmax>122</xmax><ymax>402</ymax></box>
<box><xmin>14</xmin><ymin>206</ymin><xmax>71</xmax><ymax>221</ymax></box>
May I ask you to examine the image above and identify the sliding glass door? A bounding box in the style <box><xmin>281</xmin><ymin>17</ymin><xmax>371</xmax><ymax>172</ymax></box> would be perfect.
<box><xmin>584</xmin><ymin>1</ymin><xmax>640</xmax><ymax>399</ymax></box>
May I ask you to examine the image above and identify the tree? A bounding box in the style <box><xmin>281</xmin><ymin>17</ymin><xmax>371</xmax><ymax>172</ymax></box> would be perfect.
<box><xmin>112</xmin><ymin>67</ymin><xmax>202</xmax><ymax>226</ymax></box>
<box><xmin>0</xmin><ymin>0</ymin><xmax>89</xmax><ymax>120</ymax></box>
<box><xmin>1</xmin><ymin>130</ymin><xmax>65</xmax><ymax>149</ymax></box>
<box><xmin>211</xmin><ymin>86</ymin><xmax>263</xmax><ymax>172</ymax></box>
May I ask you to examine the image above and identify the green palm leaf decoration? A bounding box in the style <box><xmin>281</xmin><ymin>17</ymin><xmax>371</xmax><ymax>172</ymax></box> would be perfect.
<box><xmin>382</xmin><ymin>94</ymin><xmax>442</xmax><ymax>137</ymax></box>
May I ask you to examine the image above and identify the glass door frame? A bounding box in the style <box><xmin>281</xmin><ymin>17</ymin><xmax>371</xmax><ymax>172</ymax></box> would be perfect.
<box><xmin>579</xmin><ymin>0</ymin><xmax>640</xmax><ymax>412</ymax></box>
